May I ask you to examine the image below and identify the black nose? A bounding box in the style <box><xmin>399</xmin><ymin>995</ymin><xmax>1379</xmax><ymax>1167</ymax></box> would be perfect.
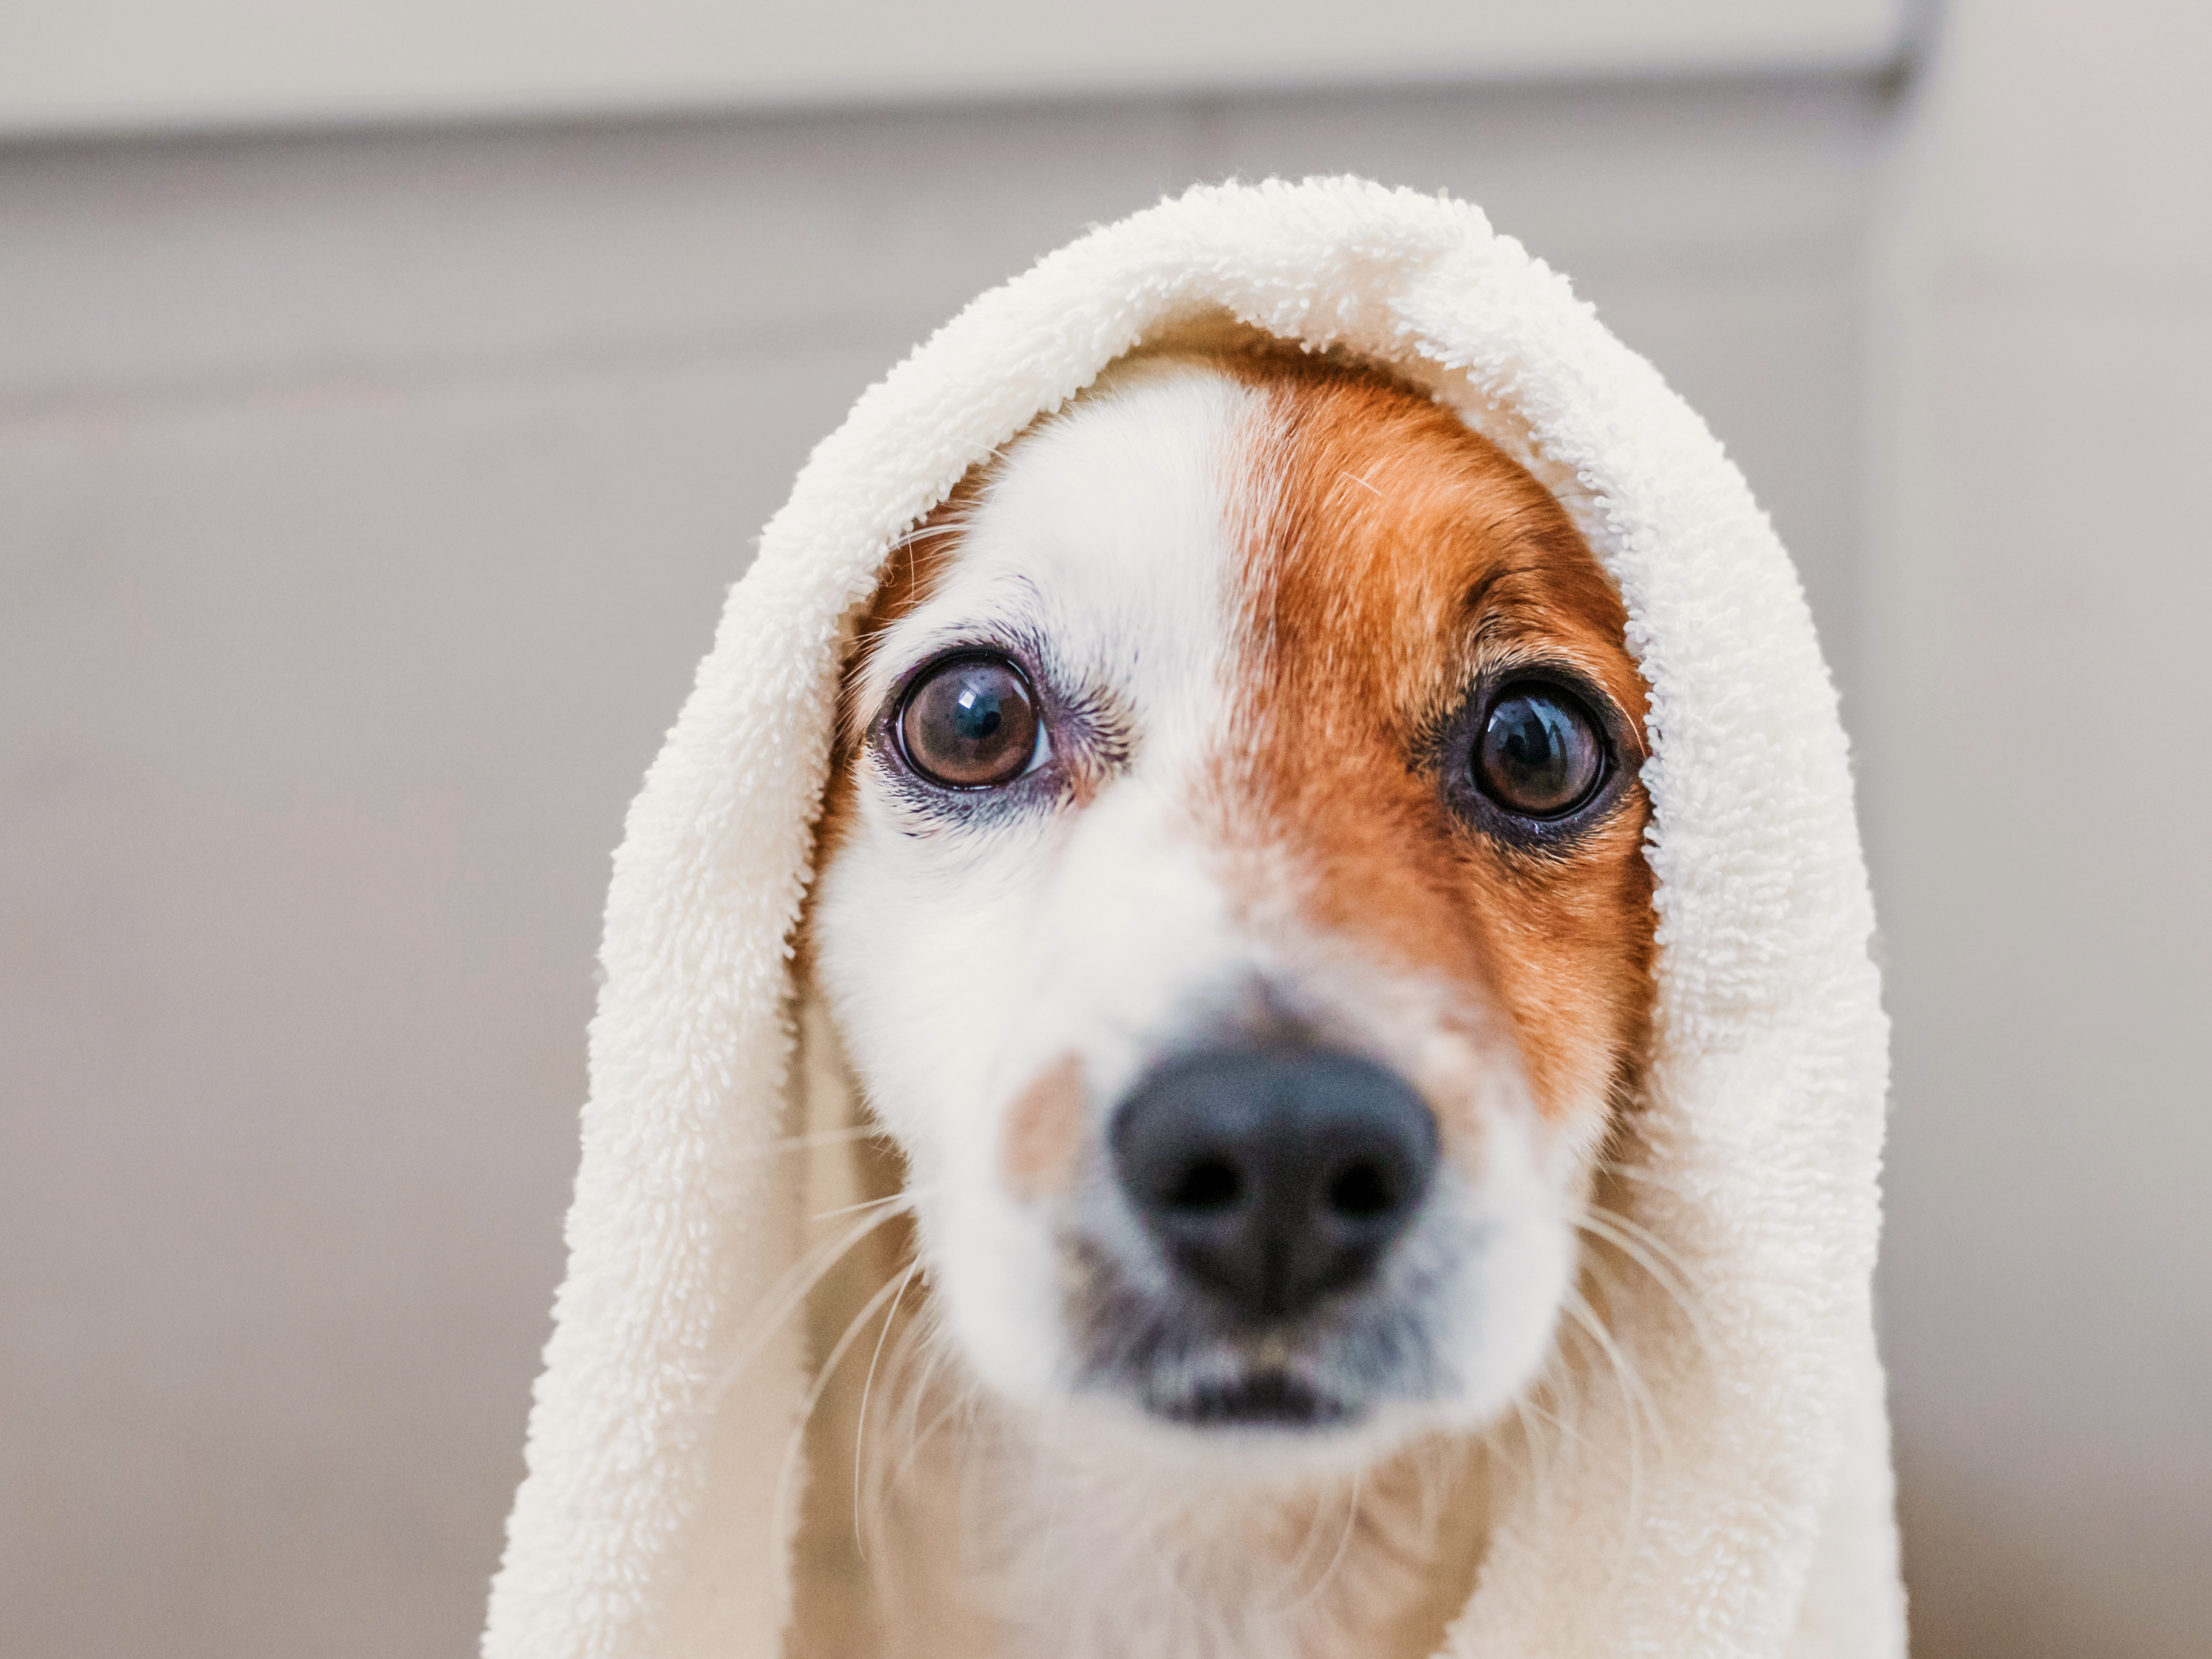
<box><xmin>1109</xmin><ymin>1046</ymin><xmax>1439</xmax><ymax>1325</ymax></box>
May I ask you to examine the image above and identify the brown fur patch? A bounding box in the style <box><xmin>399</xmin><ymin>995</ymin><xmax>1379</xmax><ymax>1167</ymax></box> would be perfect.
<box><xmin>1207</xmin><ymin>349</ymin><xmax>1656</xmax><ymax>1143</ymax></box>
<box><xmin>1000</xmin><ymin>1054</ymin><xmax>1088</xmax><ymax>1198</ymax></box>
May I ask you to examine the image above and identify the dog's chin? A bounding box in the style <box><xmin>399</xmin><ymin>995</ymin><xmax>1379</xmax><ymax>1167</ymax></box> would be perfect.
<box><xmin>1040</xmin><ymin>1377</ymin><xmax>1459</xmax><ymax>1490</ymax></box>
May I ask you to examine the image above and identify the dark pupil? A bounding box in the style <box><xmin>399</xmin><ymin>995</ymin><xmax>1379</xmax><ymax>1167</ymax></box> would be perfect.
<box><xmin>1476</xmin><ymin>689</ymin><xmax>1602</xmax><ymax>817</ymax></box>
<box><xmin>901</xmin><ymin>657</ymin><xmax>1038</xmax><ymax>787</ymax></box>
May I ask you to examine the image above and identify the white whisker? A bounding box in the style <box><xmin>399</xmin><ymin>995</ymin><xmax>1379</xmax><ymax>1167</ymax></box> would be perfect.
<box><xmin>1572</xmin><ymin>1205</ymin><xmax>1712</xmax><ymax>1358</ymax></box>
<box><xmin>852</xmin><ymin>1258</ymin><xmax>921</xmax><ymax>1557</ymax></box>
<box><xmin>1563</xmin><ymin>1283</ymin><xmax>1668</xmax><ymax>1597</ymax></box>
<box><xmin>772</xmin><ymin>1263</ymin><xmax>919</xmax><ymax>1552</ymax></box>
<box><xmin>813</xmin><ymin>1188</ymin><xmax>922</xmax><ymax>1222</ymax></box>
<box><xmin>709</xmin><ymin>1196</ymin><xmax>914</xmax><ymax>1407</ymax></box>
<box><xmin>1283</xmin><ymin>1474</ymin><xmax>1363</xmax><ymax>1616</ymax></box>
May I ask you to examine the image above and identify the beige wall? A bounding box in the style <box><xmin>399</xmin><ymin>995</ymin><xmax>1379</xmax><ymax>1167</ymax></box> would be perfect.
<box><xmin>5</xmin><ymin>0</ymin><xmax>1910</xmax><ymax>133</ymax></box>
<box><xmin>1</xmin><ymin>16</ymin><xmax>2202</xmax><ymax>1656</ymax></box>
<box><xmin>1866</xmin><ymin>2</ymin><xmax>2212</xmax><ymax>1655</ymax></box>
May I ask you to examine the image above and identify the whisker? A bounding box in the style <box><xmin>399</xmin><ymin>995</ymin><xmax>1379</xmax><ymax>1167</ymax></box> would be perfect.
<box><xmin>1414</xmin><ymin>1437</ymin><xmax>1450</xmax><ymax>1546</ymax></box>
<box><xmin>709</xmin><ymin>1196</ymin><xmax>914</xmax><ymax>1407</ymax></box>
<box><xmin>1555</xmin><ymin>1308</ymin><xmax>1642</xmax><ymax>1584</ymax></box>
<box><xmin>731</xmin><ymin>1124</ymin><xmax>888</xmax><ymax>1163</ymax></box>
<box><xmin>856</xmin><ymin>1305</ymin><xmax>936</xmax><ymax>1573</ymax></box>
<box><xmin>814</xmin><ymin>1188</ymin><xmax>922</xmax><ymax>1222</ymax></box>
<box><xmin>1284</xmin><ymin>1474</ymin><xmax>1363</xmax><ymax>1616</ymax></box>
<box><xmin>1502</xmin><ymin>1394</ymin><xmax>1554</xmax><ymax>1494</ymax></box>
<box><xmin>893</xmin><ymin>1326</ymin><xmax>969</xmax><ymax>1492</ymax></box>
<box><xmin>888</xmin><ymin>518</ymin><xmax>970</xmax><ymax>592</ymax></box>
<box><xmin>886</xmin><ymin>1320</ymin><xmax>942</xmax><ymax>1467</ymax></box>
<box><xmin>1563</xmin><ymin>1290</ymin><xmax>1661</xmax><ymax>1603</ymax></box>
<box><xmin>1505</xmin><ymin>1373</ymin><xmax>1596</xmax><ymax>1498</ymax></box>
<box><xmin>852</xmin><ymin>1258</ymin><xmax>921</xmax><ymax>1558</ymax></box>
<box><xmin>1522</xmin><ymin>1324</ymin><xmax>1603</xmax><ymax>1459</ymax></box>
<box><xmin>1563</xmin><ymin>1285</ymin><xmax>1672</xmax><ymax>1571</ymax></box>
<box><xmin>1593</xmin><ymin>1156</ymin><xmax>1694</xmax><ymax>1200</ymax></box>
<box><xmin>771</xmin><ymin>1264</ymin><xmax>918</xmax><ymax>1554</ymax></box>
<box><xmin>885</xmin><ymin>521</ymin><xmax>969</xmax><ymax>552</ymax></box>
<box><xmin>1578</xmin><ymin>1202</ymin><xmax>1698</xmax><ymax>1285</ymax></box>
<box><xmin>1270</xmin><ymin>1474</ymin><xmax>1343</xmax><ymax>1603</ymax></box>
<box><xmin>1572</xmin><ymin>1205</ymin><xmax>1713</xmax><ymax>1358</ymax></box>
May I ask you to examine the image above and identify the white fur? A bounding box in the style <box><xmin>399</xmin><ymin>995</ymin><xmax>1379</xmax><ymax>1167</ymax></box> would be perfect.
<box><xmin>484</xmin><ymin>178</ymin><xmax>1900</xmax><ymax>1659</ymax></box>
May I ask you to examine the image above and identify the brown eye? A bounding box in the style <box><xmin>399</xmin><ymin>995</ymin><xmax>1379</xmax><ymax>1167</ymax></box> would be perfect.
<box><xmin>898</xmin><ymin>654</ymin><xmax>1043</xmax><ymax>788</ymax></box>
<box><xmin>1475</xmin><ymin>685</ymin><xmax>1604</xmax><ymax>818</ymax></box>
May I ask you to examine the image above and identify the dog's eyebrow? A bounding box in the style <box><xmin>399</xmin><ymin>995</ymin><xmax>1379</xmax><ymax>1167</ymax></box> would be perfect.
<box><xmin>1462</xmin><ymin>558</ymin><xmax>1556</xmax><ymax>632</ymax></box>
<box><xmin>864</xmin><ymin>574</ymin><xmax>1048</xmax><ymax>669</ymax></box>
<box><xmin>1462</xmin><ymin>566</ymin><xmax>1509</xmax><ymax>620</ymax></box>
<box><xmin>908</xmin><ymin>577</ymin><xmax>1055</xmax><ymax>654</ymax></box>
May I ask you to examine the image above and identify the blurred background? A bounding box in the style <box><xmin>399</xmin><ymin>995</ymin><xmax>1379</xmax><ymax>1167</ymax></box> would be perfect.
<box><xmin>3</xmin><ymin>1</ymin><xmax>2206</xmax><ymax>1654</ymax></box>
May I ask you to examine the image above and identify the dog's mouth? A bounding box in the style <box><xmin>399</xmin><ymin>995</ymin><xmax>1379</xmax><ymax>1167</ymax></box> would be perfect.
<box><xmin>1145</xmin><ymin>1369</ymin><xmax>1355</xmax><ymax>1429</ymax></box>
<box><xmin>1064</xmin><ymin>1229</ymin><xmax>1454</xmax><ymax>1439</ymax></box>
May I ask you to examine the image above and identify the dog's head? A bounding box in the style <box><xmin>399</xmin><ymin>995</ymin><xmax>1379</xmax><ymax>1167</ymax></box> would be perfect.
<box><xmin>812</xmin><ymin>349</ymin><xmax>1654</xmax><ymax>1463</ymax></box>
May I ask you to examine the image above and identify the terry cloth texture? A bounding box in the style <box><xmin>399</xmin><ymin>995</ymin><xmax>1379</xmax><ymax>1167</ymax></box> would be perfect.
<box><xmin>483</xmin><ymin>176</ymin><xmax>1902</xmax><ymax>1659</ymax></box>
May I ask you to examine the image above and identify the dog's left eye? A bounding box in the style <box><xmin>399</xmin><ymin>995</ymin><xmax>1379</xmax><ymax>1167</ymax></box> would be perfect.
<box><xmin>1472</xmin><ymin>684</ymin><xmax>1606</xmax><ymax>819</ymax></box>
<box><xmin>897</xmin><ymin>653</ymin><xmax>1044</xmax><ymax>788</ymax></box>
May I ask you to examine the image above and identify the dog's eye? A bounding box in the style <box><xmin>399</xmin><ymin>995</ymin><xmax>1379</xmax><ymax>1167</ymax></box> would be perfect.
<box><xmin>1474</xmin><ymin>684</ymin><xmax>1605</xmax><ymax>818</ymax></box>
<box><xmin>898</xmin><ymin>653</ymin><xmax>1043</xmax><ymax>789</ymax></box>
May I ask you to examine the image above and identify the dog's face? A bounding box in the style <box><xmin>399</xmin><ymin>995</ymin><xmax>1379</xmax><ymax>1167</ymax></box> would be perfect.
<box><xmin>812</xmin><ymin>351</ymin><xmax>1654</xmax><ymax>1463</ymax></box>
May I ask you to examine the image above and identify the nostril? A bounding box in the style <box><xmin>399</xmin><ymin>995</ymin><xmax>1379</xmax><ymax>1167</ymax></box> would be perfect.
<box><xmin>1325</xmin><ymin>1158</ymin><xmax>1397</xmax><ymax>1219</ymax></box>
<box><xmin>1167</xmin><ymin>1156</ymin><xmax>1243</xmax><ymax>1213</ymax></box>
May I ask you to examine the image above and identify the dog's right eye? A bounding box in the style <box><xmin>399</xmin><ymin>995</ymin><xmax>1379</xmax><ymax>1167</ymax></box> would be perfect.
<box><xmin>897</xmin><ymin>653</ymin><xmax>1044</xmax><ymax>789</ymax></box>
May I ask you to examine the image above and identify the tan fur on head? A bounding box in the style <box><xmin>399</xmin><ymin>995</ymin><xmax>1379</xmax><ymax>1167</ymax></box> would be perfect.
<box><xmin>1213</xmin><ymin>346</ymin><xmax>1654</xmax><ymax>1150</ymax></box>
<box><xmin>793</xmin><ymin>346</ymin><xmax>1657</xmax><ymax>1659</ymax></box>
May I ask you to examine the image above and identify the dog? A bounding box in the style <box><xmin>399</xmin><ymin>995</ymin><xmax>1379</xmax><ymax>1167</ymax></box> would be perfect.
<box><xmin>796</xmin><ymin>342</ymin><xmax>1658</xmax><ymax>1659</ymax></box>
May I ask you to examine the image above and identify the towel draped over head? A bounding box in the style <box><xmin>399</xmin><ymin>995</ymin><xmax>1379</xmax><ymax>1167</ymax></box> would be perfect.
<box><xmin>483</xmin><ymin>176</ymin><xmax>1902</xmax><ymax>1659</ymax></box>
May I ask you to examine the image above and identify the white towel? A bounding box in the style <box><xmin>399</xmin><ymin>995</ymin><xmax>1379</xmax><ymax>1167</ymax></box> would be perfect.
<box><xmin>483</xmin><ymin>176</ymin><xmax>1903</xmax><ymax>1659</ymax></box>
